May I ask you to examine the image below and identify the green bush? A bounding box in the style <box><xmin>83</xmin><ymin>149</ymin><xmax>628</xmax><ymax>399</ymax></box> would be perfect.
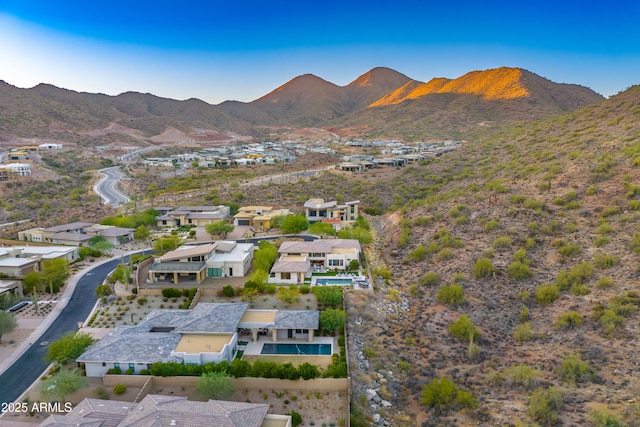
<box><xmin>492</xmin><ymin>236</ymin><xmax>512</xmax><ymax>250</ymax></box>
<box><xmin>408</xmin><ymin>244</ymin><xmax>427</xmax><ymax>262</ymax></box>
<box><xmin>518</xmin><ymin>305</ymin><xmax>530</xmax><ymax>323</ymax></box>
<box><xmin>502</xmin><ymin>364</ymin><xmax>541</xmax><ymax>389</ymax></box>
<box><xmin>535</xmin><ymin>283</ymin><xmax>560</xmax><ymax>305</ymax></box>
<box><xmin>508</xmin><ymin>261</ymin><xmax>532</xmax><ymax>280</ymax></box>
<box><xmin>483</xmin><ymin>219</ymin><xmax>499</xmax><ymax>232</ymax></box>
<box><xmin>472</xmin><ymin>258</ymin><xmax>495</xmax><ymax>278</ymax></box>
<box><xmin>596</xmin><ymin>276</ymin><xmax>614</xmax><ymax>289</ymax></box>
<box><xmin>107</xmin><ymin>367</ymin><xmax>122</xmax><ymax>374</ymax></box>
<box><xmin>266</xmin><ymin>284</ymin><xmax>277</xmax><ymax>294</ymax></box>
<box><xmin>112</xmin><ymin>384</ymin><xmax>127</xmax><ymax>395</ymax></box>
<box><xmin>553</xmin><ymin>311</ymin><xmax>583</xmax><ymax>330</ymax></box>
<box><xmin>161</xmin><ymin>288</ymin><xmax>182</xmax><ymax>298</ymax></box>
<box><xmin>222</xmin><ymin>285</ymin><xmax>235</xmax><ymax>297</ymax></box>
<box><xmin>419</xmin><ymin>271</ymin><xmax>440</xmax><ymax>287</ymax></box>
<box><xmin>557</xmin><ymin>355</ymin><xmax>596</xmax><ymax>385</ymax></box>
<box><xmin>448</xmin><ymin>315</ymin><xmax>481</xmax><ymax>342</ymax></box>
<box><xmin>528</xmin><ymin>387</ymin><xmax>564</xmax><ymax>426</ymax></box>
<box><xmin>513</xmin><ymin>322</ymin><xmax>536</xmax><ymax>341</ymax></box>
<box><xmin>558</xmin><ymin>243</ymin><xmax>581</xmax><ymax>258</ymax></box>
<box><xmin>437</xmin><ymin>284</ymin><xmax>464</xmax><ymax>307</ymax></box>
<box><xmin>421</xmin><ymin>377</ymin><xmax>477</xmax><ymax>415</ymax></box>
<box><xmin>288</xmin><ymin>410</ymin><xmax>303</xmax><ymax>427</ymax></box>
<box><xmin>300</xmin><ymin>285</ymin><xmax>310</xmax><ymax>294</ymax></box>
<box><xmin>589</xmin><ymin>410</ymin><xmax>627</xmax><ymax>427</ymax></box>
<box><xmin>593</xmin><ymin>251</ymin><xmax>619</xmax><ymax>269</ymax></box>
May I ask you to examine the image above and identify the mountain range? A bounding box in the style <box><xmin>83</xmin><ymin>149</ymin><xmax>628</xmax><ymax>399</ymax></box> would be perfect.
<box><xmin>0</xmin><ymin>67</ymin><xmax>606</xmax><ymax>142</ymax></box>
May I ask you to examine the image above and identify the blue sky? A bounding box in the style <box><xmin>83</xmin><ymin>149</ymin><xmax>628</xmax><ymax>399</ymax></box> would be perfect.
<box><xmin>1</xmin><ymin>0</ymin><xmax>639</xmax><ymax>104</ymax></box>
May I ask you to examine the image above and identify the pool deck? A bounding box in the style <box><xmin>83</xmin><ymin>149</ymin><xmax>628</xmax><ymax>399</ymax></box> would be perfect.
<box><xmin>310</xmin><ymin>274</ymin><xmax>371</xmax><ymax>289</ymax></box>
<box><xmin>242</xmin><ymin>336</ymin><xmax>335</xmax><ymax>356</ymax></box>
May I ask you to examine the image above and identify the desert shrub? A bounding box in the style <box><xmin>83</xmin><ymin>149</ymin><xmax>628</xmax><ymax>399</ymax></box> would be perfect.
<box><xmin>449</xmin><ymin>315</ymin><xmax>481</xmax><ymax>342</ymax></box>
<box><xmin>137</xmin><ymin>297</ymin><xmax>147</xmax><ymax>306</ymax></box>
<box><xmin>483</xmin><ymin>219</ymin><xmax>499</xmax><ymax>232</ymax></box>
<box><xmin>107</xmin><ymin>367</ymin><xmax>122</xmax><ymax>374</ymax></box>
<box><xmin>113</xmin><ymin>384</ymin><xmax>127</xmax><ymax>395</ymax></box>
<box><xmin>436</xmin><ymin>248</ymin><xmax>454</xmax><ymax>261</ymax></box>
<box><xmin>558</xmin><ymin>243</ymin><xmax>581</xmax><ymax>258</ymax></box>
<box><xmin>502</xmin><ymin>364</ymin><xmax>541</xmax><ymax>389</ymax></box>
<box><xmin>492</xmin><ymin>236</ymin><xmax>512</xmax><ymax>250</ymax></box>
<box><xmin>596</xmin><ymin>276</ymin><xmax>614</xmax><ymax>289</ymax></box>
<box><xmin>535</xmin><ymin>283</ymin><xmax>560</xmax><ymax>305</ymax></box>
<box><xmin>288</xmin><ymin>410</ymin><xmax>303</xmax><ymax>427</ymax></box>
<box><xmin>419</xmin><ymin>271</ymin><xmax>439</xmax><ymax>287</ymax></box>
<box><xmin>508</xmin><ymin>261</ymin><xmax>532</xmax><ymax>280</ymax></box>
<box><xmin>594</xmin><ymin>236</ymin><xmax>609</xmax><ymax>247</ymax></box>
<box><xmin>408</xmin><ymin>244</ymin><xmax>427</xmax><ymax>262</ymax></box>
<box><xmin>555</xmin><ymin>262</ymin><xmax>593</xmax><ymax>291</ymax></box>
<box><xmin>553</xmin><ymin>311</ymin><xmax>583</xmax><ymax>330</ymax></box>
<box><xmin>433</xmin><ymin>228</ymin><xmax>463</xmax><ymax>248</ymax></box>
<box><xmin>518</xmin><ymin>305</ymin><xmax>530</xmax><ymax>323</ymax></box>
<box><xmin>589</xmin><ymin>410</ymin><xmax>627</xmax><ymax>427</ymax></box>
<box><xmin>437</xmin><ymin>284</ymin><xmax>464</xmax><ymax>307</ymax></box>
<box><xmin>557</xmin><ymin>355</ymin><xmax>596</xmax><ymax>385</ymax></box>
<box><xmin>524</xmin><ymin>198</ymin><xmax>544</xmax><ymax>210</ymax></box>
<box><xmin>513</xmin><ymin>322</ymin><xmax>536</xmax><ymax>341</ymax></box>
<box><xmin>266</xmin><ymin>284</ymin><xmax>276</xmax><ymax>294</ymax></box>
<box><xmin>593</xmin><ymin>251</ymin><xmax>619</xmax><ymax>269</ymax></box>
<box><xmin>300</xmin><ymin>285</ymin><xmax>310</xmax><ymax>294</ymax></box>
<box><xmin>222</xmin><ymin>285</ymin><xmax>235</xmax><ymax>297</ymax></box>
<box><xmin>421</xmin><ymin>377</ymin><xmax>477</xmax><ymax>415</ymax></box>
<box><xmin>472</xmin><ymin>258</ymin><xmax>495</xmax><ymax>278</ymax></box>
<box><xmin>571</xmin><ymin>283</ymin><xmax>590</xmax><ymax>296</ymax></box>
<box><xmin>161</xmin><ymin>288</ymin><xmax>181</xmax><ymax>298</ymax></box>
<box><xmin>528</xmin><ymin>387</ymin><xmax>564</xmax><ymax>426</ymax></box>
<box><xmin>372</xmin><ymin>266</ymin><xmax>392</xmax><ymax>279</ymax></box>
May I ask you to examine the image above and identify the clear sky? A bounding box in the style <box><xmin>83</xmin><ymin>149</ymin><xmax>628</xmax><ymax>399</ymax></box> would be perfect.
<box><xmin>1</xmin><ymin>0</ymin><xmax>639</xmax><ymax>104</ymax></box>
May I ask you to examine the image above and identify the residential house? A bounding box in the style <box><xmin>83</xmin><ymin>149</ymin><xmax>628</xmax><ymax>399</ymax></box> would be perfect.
<box><xmin>0</xmin><ymin>280</ymin><xmax>22</xmax><ymax>298</ymax></box>
<box><xmin>269</xmin><ymin>239</ymin><xmax>361</xmax><ymax>284</ymax></box>
<box><xmin>39</xmin><ymin>395</ymin><xmax>292</xmax><ymax>427</ymax></box>
<box><xmin>233</xmin><ymin>206</ymin><xmax>291</xmax><ymax>231</ymax></box>
<box><xmin>0</xmin><ymin>163</ymin><xmax>31</xmax><ymax>177</ymax></box>
<box><xmin>18</xmin><ymin>222</ymin><xmax>134</xmax><ymax>247</ymax></box>
<box><xmin>147</xmin><ymin>241</ymin><xmax>253</xmax><ymax>284</ymax></box>
<box><xmin>304</xmin><ymin>198</ymin><xmax>360</xmax><ymax>231</ymax></box>
<box><xmin>77</xmin><ymin>303</ymin><xmax>318</xmax><ymax>378</ymax></box>
<box><xmin>156</xmin><ymin>205</ymin><xmax>230</xmax><ymax>228</ymax></box>
<box><xmin>0</xmin><ymin>245</ymin><xmax>78</xmax><ymax>278</ymax></box>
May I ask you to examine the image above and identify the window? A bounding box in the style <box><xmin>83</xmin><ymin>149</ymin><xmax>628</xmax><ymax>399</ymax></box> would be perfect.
<box><xmin>208</xmin><ymin>268</ymin><xmax>222</xmax><ymax>277</ymax></box>
<box><xmin>328</xmin><ymin>259</ymin><xmax>344</xmax><ymax>267</ymax></box>
<box><xmin>129</xmin><ymin>363</ymin><xmax>135</xmax><ymax>370</ymax></box>
<box><xmin>350</xmin><ymin>205</ymin><xmax>355</xmax><ymax>213</ymax></box>
<box><xmin>114</xmin><ymin>363</ymin><xmax>120</xmax><ymax>369</ymax></box>
<box><xmin>102</xmin><ymin>362</ymin><xmax>106</xmax><ymax>367</ymax></box>
<box><xmin>281</xmin><ymin>272</ymin><xmax>291</xmax><ymax>280</ymax></box>
<box><xmin>295</xmin><ymin>329</ymin><xmax>305</xmax><ymax>334</ymax></box>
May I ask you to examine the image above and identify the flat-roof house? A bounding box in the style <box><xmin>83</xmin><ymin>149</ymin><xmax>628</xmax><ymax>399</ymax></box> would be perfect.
<box><xmin>156</xmin><ymin>205</ymin><xmax>230</xmax><ymax>227</ymax></box>
<box><xmin>233</xmin><ymin>206</ymin><xmax>292</xmax><ymax>231</ymax></box>
<box><xmin>0</xmin><ymin>246</ymin><xmax>78</xmax><ymax>278</ymax></box>
<box><xmin>77</xmin><ymin>303</ymin><xmax>318</xmax><ymax>378</ymax></box>
<box><xmin>39</xmin><ymin>394</ymin><xmax>292</xmax><ymax>427</ymax></box>
<box><xmin>269</xmin><ymin>239</ymin><xmax>361</xmax><ymax>284</ymax></box>
<box><xmin>147</xmin><ymin>241</ymin><xmax>253</xmax><ymax>285</ymax></box>
<box><xmin>304</xmin><ymin>198</ymin><xmax>360</xmax><ymax>231</ymax></box>
<box><xmin>18</xmin><ymin>222</ymin><xmax>134</xmax><ymax>247</ymax></box>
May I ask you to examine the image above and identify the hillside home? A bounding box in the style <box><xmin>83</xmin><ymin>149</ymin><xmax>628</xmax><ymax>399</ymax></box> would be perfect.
<box><xmin>147</xmin><ymin>241</ymin><xmax>253</xmax><ymax>285</ymax></box>
<box><xmin>156</xmin><ymin>205</ymin><xmax>230</xmax><ymax>227</ymax></box>
<box><xmin>233</xmin><ymin>206</ymin><xmax>292</xmax><ymax>231</ymax></box>
<box><xmin>18</xmin><ymin>222</ymin><xmax>134</xmax><ymax>247</ymax></box>
<box><xmin>77</xmin><ymin>303</ymin><xmax>318</xmax><ymax>378</ymax></box>
<box><xmin>0</xmin><ymin>246</ymin><xmax>78</xmax><ymax>278</ymax></box>
<box><xmin>39</xmin><ymin>395</ymin><xmax>292</xmax><ymax>427</ymax></box>
<box><xmin>304</xmin><ymin>198</ymin><xmax>360</xmax><ymax>230</ymax></box>
<box><xmin>0</xmin><ymin>163</ymin><xmax>31</xmax><ymax>177</ymax></box>
<box><xmin>269</xmin><ymin>239</ymin><xmax>361</xmax><ymax>284</ymax></box>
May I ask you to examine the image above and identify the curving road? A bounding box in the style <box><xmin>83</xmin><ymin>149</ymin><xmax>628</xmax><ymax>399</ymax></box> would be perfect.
<box><xmin>0</xmin><ymin>258</ymin><xmax>125</xmax><ymax>404</ymax></box>
<box><xmin>94</xmin><ymin>166</ymin><xmax>130</xmax><ymax>207</ymax></box>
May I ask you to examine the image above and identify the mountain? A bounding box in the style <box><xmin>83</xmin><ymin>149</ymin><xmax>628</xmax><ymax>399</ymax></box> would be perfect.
<box><xmin>0</xmin><ymin>67</ymin><xmax>606</xmax><ymax>142</ymax></box>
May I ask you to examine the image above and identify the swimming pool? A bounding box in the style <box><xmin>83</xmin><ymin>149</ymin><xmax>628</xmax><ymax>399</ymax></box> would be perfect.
<box><xmin>314</xmin><ymin>278</ymin><xmax>353</xmax><ymax>285</ymax></box>
<box><xmin>261</xmin><ymin>343</ymin><xmax>332</xmax><ymax>355</ymax></box>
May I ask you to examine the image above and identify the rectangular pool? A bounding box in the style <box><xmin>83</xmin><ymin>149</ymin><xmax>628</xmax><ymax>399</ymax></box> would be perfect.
<box><xmin>261</xmin><ymin>343</ymin><xmax>332</xmax><ymax>355</ymax></box>
<box><xmin>314</xmin><ymin>278</ymin><xmax>353</xmax><ymax>285</ymax></box>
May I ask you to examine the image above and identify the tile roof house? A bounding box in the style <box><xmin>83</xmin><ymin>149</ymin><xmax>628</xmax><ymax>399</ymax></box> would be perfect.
<box><xmin>77</xmin><ymin>303</ymin><xmax>319</xmax><ymax>377</ymax></box>
<box><xmin>39</xmin><ymin>394</ymin><xmax>292</xmax><ymax>427</ymax></box>
<box><xmin>233</xmin><ymin>206</ymin><xmax>292</xmax><ymax>231</ymax></box>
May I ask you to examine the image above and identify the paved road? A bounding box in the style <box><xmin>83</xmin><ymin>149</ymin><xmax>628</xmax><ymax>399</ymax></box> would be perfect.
<box><xmin>94</xmin><ymin>166</ymin><xmax>130</xmax><ymax>207</ymax></box>
<box><xmin>0</xmin><ymin>258</ymin><xmax>123</xmax><ymax>404</ymax></box>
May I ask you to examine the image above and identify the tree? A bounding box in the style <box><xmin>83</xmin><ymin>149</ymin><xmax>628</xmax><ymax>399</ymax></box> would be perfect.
<box><xmin>0</xmin><ymin>311</ymin><xmax>17</xmax><ymax>343</ymax></box>
<box><xmin>153</xmin><ymin>235</ymin><xmax>182</xmax><ymax>252</ymax></box>
<box><xmin>95</xmin><ymin>284</ymin><xmax>112</xmax><ymax>298</ymax></box>
<box><xmin>279</xmin><ymin>214</ymin><xmax>309</xmax><ymax>235</ymax></box>
<box><xmin>319</xmin><ymin>309</ymin><xmax>346</xmax><ymax>333</ymax></box>
<box><xmin>277</xmin><ymin>287</ymin><xmax>300</xmax><ymax>305</ymax></box>
<box><xmin>253</xmin><ymin>241</ymin><xmax>278</xmax><ymax>271</ymax></box>
<box><xmin>196</xmin><ymin>372</ymin><xmax>234</xmax><ymax>400</ymax></box>
<box><xmin>46</xmin><ymin>331</ymin><xmax>96</xmax><ymax>365</ymax></box>
<box><xmin>22</xmin><ymin>271</ymin><xmax>44</xmax><ymax>294</ymax></box>
<box><xmin>205</xmin><ymin>220</ymin><xmax>234</xmax><ymax>239</ymax></box>
<box><xmin>337</xmin><ymin>227</ymin><xmax>372</xmax><ymax>244</ymax></box>
<box><xmin>40</xmin><ymin>368</ymin><xmax>87</xmax><ymax>403</ymax></box>
<box><xmin>133</xmin><ymin>224</ymin><xmax>150</xmax><ymax>242</ymax></box>
<box><xmin>307</xmin><ymin>221</ymin><xmax>336</xmax><ymax>238</ymax></box>
<box><xmin>88</xmin><ymin>235</ymin><xmax>113</xmax><ymax>253</ymax></box>
<box><xmin>312</xmin><ymin>286</ymin><xmax>343</xmax><ymax>308</ymax></box>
